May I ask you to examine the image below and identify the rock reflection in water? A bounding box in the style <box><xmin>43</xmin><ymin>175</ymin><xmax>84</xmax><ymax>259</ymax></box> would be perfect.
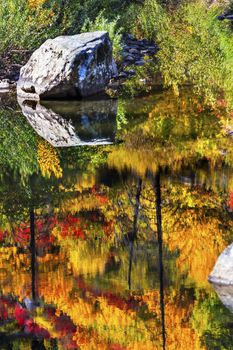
<box><xmin>18</xmin><ymin>98</ymin><xmax>117</xmax><ymax>147</ymax></box>
<box><xmin>212</xmin><ymin>284</ymin><xmax>233</xmax><ymax>313</ymax></box>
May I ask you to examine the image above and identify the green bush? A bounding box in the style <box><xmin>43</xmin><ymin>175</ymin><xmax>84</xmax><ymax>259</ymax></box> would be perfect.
<box><xmin>127</xmin><ymin>0</ymin><xmax>168</xmax><ymax>41</ymax></box>
<box><xmin>81</xmin><ymin>12</ymin><xmax>122</xmax><ymax>60</ymax></box>
<box><xmin>156</xmin><ymin>1</ymin><xmax>233</xmax><ymax>105</ymax></box>
<box><xmin>0</xmin><ymin>0</ymin><xmax>127</xmax><ymax>58</ymax></box>
<box><xmin>0</xmin><ymin>0</ymin><xmax>61</xmax><ymax>54</ymax></box>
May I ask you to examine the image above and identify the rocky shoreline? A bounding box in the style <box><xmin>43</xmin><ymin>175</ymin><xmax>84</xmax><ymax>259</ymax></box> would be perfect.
<box><xmin>117</xmin><ymin>34</ymin><xmax>158</xmax><ymax>80</ymax></box>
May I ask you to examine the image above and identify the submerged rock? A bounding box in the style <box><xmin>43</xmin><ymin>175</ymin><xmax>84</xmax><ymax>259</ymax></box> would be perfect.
<box><xmin>209</xmin><ymin>243</ymin><xmax>233</xmax><ymax>285</ymax></box>
<box><xmin>18</xmin><ymin>98</ymin><xmax>117</xmax><ymax>147</ymax></box>
<box><xmin>17</xmin><ymin>32</ymin><xmax>117</xmax><ymax>100</ymax></box>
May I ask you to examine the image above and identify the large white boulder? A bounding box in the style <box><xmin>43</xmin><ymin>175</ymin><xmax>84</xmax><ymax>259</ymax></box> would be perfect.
<box><xmin>209</xmin><ymin>243</ymin><xmax>233</xmax><ymax>285</ymax></box>
<box><xmin>17</xmin><ymin>31</ymin><xmax>117</xmax><ymax>100</ymax></box>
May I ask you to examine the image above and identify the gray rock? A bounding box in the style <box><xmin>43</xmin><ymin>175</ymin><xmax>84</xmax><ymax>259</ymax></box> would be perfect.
<box><xmin>147</xmin><ymin>45</ymin><xmax>157</xmax><ymax>50</ymax></box>
<box><xmin>127</xmin><ymin>69</ymin><xmax>136</xmax><ymax>76</ymax></box>
<box><xmin>209</xmin><ymin>243</ymin><xmax>233</xmax><ymax>285</ymax></box>
<box><xmin>17</xmin><ymin>31</ymin><xmax>117</xmax><ymax>100</ymax></box>
<box><xmin>18</xmin><ymin>97</ymin><xmax>117</xmax><ymax>147</ymax></box>
<box><xmin>140</xmin><ymin>49</ymin><xmax>149</xmax><ymax>55</ymax></box>
<box><xmin>225</xmin><ymin>15</ymin><xmax>233</xmax><ymax>20</ymax></box>
<box><xmin>135</xmin><ymin>60</ymin><xmax>145</xmax><ymax>66</ymax></box>
<box><xmin>122</xmin><ymin>45</ymin><xmax>131</xmax><ymax>52</ymax></box>
<box><xmin>141</xmin><ymin>39</ymin><xmax>151</xmax><ymax>45</ymax></box>
<box><xmin>124</xmin><ymin>55</ymin><xmax>135</xmax><ymax>62</ymax></box>
<box><xmin>125</xmin><ymin>34</ymin><xmax>135</xmax><ymax>41</ymax></box>
<box><xmin>135</xmin><ymin>41</ymin><xmax>146</xmax><ymax>47</ymax></box>
<box><xmin>122</xmin><ymin>62</ymin><xmax>131</xmax><ymax>67</ymax></box>
<box><xmin>129</xmin><ymin>44</ymin><xmax>142</xmax><ymax>50</ymax></box>
<box><xmin>121</xmin><ymin>51</ymin><xmax>131</xmax><ymax>58</ymax></box>
<box><xmin>118</xmin><ymin>72</ymin><xmax>128</xmax><ymax>79</ymax></box>
<box><xmin>129</xmin><ymin>48</ymin><xmax>139</xmax><ymax>54</ymax></box>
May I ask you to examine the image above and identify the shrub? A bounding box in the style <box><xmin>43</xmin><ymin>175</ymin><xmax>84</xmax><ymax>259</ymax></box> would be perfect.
<box><xmin>81</xmin><ymin>12</ymin><xmax>122</xmax><ymax>60</ymax></box>
<box><xmin>0</xmin><ymin>0</ymin><xmax>61</xmax><ymax>54</ymax></box>
<box><xmin>156</xmin><ymin>1</ymin><xmax>233</xmax><ymax>105</ymax></box>
<box><xmin>127</xmin><ymin>0</ymin><xmax>168</xmax><ymax>41</ymax></box>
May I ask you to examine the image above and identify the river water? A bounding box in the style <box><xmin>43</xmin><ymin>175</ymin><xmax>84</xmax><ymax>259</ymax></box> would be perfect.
<box><xmin>0</xmin><ymin>88</ymin><xmax>233</xmax><ymax>349</ymax></box>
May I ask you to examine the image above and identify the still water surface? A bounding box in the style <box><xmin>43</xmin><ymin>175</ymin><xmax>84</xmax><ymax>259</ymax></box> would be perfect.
<box><xmin>0</xmin><ymin>89</ymin><xmax>233</xmax><ymax>349</ymax></box>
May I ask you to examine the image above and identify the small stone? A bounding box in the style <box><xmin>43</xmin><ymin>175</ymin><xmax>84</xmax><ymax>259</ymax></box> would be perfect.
<box><xmin>127</xmin><ymin>40</ymin><xmax>144</xmax><ymax>47</ymax></box>
<box><xmin>126</xmin><ymin>69</ymin><xmax>136</xmax><ymax>76</ymax></box>
<box><xmin>137</xmin><ymin>40</ymin><xmax>147</xmax><ymax>46</ymax></box>
<box><xmin>124</xmin><ymin>55</ymin><xmax>135</xmax><ymax>63</ymax></box>
<box><xmin>217</xmin><ymin>14</ymin><xmax>225</xmax><ymax>21</ymax></box>
<box><xmin>144</xmin><ymin>58</ymin><xmax>153</xmax><ymax>63</ymax></box>
<box><xmin>122</xmin><ymin>45</ymin><xmax>131</xmax><ymax>51</ymax></box>
<box><xmin>141</xmin><ymin>39</ymin><xmax>151</xmax><ymax>45</ymax></box>
<box><xmin>122</xmin><ymin>62</ymin><xmax>131</xmax><ymax>67</ymax></box>
<box><xmin>140</xmin><ymin>50</ymin><xmax>150</xmax><ymax>55</ymax></box>
<box><xmin>139</xmin><ymin>78</ymin><xmax>146</xmax><ymax>84</ymax></box>
<box><xmin>121</xmin><ymin>51</ymin><xmax>129</xmax><ymax>57</ymax></box>
<box><xmin>135</xmin><ymin>60</ymin><xmax>144</xmax><ymax>66</ymax></box>
<box><xmin>129</xmin><ymin>48</ymin><xmax>139</xmax><ymax>54</ymax></box>
<box><xmin>224</xmin><ymin>14</ymin><xmax>233</xmax><ymax>20</ymax></box>
<box><xmin>118</xmin><ymin>72</ymin><xmax>128</xmax><ymax>79</ymax></box>
<box><xmin>147</xmin><ymin>45</ymin><xmax>157</xmax><ymax>50</ymax></box>
<box><xmin>126</xmin><ymin>34</ymin><xmax>135</xmax><ymax>41</ymax></box>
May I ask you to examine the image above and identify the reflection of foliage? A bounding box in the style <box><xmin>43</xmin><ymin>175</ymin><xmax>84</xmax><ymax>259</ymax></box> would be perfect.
<box><xmin>139</xmin><ymin>289</ymin><xmax>206</xmax><ymax>350</ymax></box>
<box><xmin>0</xmin><ymin>109</ymin><xmax>38</xmax><ymax>178</ymax></box>
<box><xmin>162</xmin><ymin>183</ymin><xmax>232</xmax><ymax>287</ymax></box>
<box><xmin>1</xmin><ymin>88</ymin><xmax>233</xmax><ymax>349</ymax></box>
<box><xmin>192</xmin><ymin>291</ymin><xmax>233</xmax><ymax>350</ymax></box>
<box><xmin>37</xmin><ymin>139</ymin><xmax>63</xmax><ymax>179</ymax></box>
<box><xmin>60</xmin><ymin>146</ymin><xmax>108</xmax><ymax>174</ymax></box>
<box><xmin>120</xmin><ymin>60</ymin><xmax>159</xmax><ymax>97</ymax></box>
<box><xmin>108</xmin><ymin>88</ymin><xmax>233</xmax><ymax>177</ymax></box>
<box><xmin>228</xmin><ymin>191</ymin><xmax>233</xmax><ymax>211</ymax></box>
<box><xmin>116</xmin><ymin>100</ymin><xmax>128</xmax><ymax>131</ymax></box>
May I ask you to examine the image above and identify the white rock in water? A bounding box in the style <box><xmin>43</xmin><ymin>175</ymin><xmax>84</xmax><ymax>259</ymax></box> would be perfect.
<box><xmin>209</xmin><ymin>243</ymin><xmax>233</xmax><ymax>285</ymax></box>
<box><xmin>17</xmin><ymin>31</ymin><xmax>117</xmax><ymax>100</ymax></box>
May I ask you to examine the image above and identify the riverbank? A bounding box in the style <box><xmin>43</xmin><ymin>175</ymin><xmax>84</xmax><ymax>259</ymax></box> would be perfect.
<box><xmin>1</xmin><ymin>1</ymin><xmax>233</xmax><ymax>102</ymax></box>
<box><xmin>0</xmin><ymin>32</ymin><xmax>160</xmax><ymax>98</ymax></box>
